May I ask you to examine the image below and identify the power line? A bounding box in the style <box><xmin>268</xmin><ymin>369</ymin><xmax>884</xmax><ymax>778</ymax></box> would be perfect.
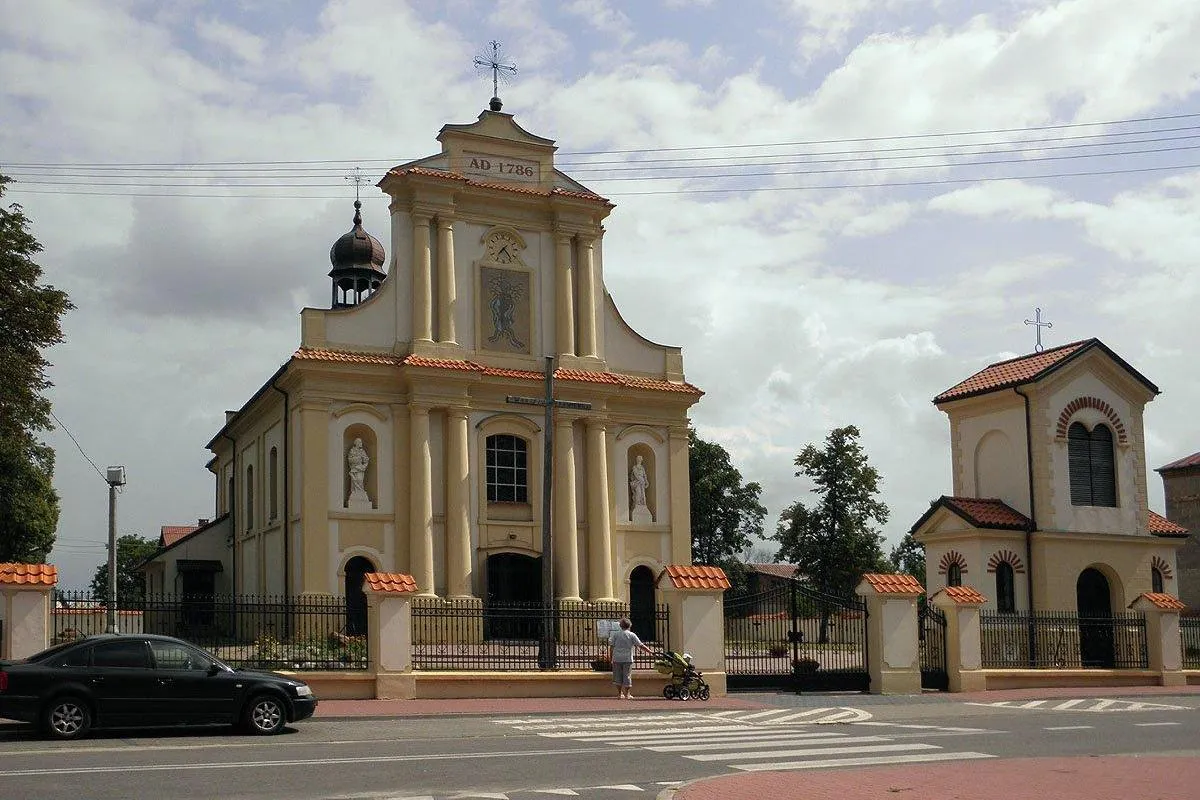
<box><xmin>48</xmin><ymin>409</ymin><xmax>108</xmax><ymax>483</ymax></box>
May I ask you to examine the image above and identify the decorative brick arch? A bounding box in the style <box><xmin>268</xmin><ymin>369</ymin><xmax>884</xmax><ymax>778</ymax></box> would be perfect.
<box><xmin>1152</xmin><ymin>555</ymin><xmax>1174</xmax><ymax>580</ymax></box>
<box><xmin>987</xmin><ymin>549</ymin><xmax>1026</xmax><ymax>574</ymax></box>
<box><xmin>937</xmin><ymin>551</ymin><xmax>968</xmax><ymax>576</ymax></box>
<box><xmin>1055</xmin><ymin>396</ymin><xmax>1128</xmax><ymax>445</ymax></box>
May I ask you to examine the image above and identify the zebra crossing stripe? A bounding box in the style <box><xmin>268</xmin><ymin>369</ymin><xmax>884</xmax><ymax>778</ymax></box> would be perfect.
<box><xmin>648</xmin><ymin>735</ymin><xmax>890</xmax><ymax>753</ymax></box>
<box><xmin>688</xmin><ymin>742</ymin><xmax>941</xmax><ymax>762</ymax></box>
<box><xmin>1019</xmin><ymin>700</ymin><xmax>1048</xmax><ymax>708</ymax></box>
<box><xmin>1056</xmin><ymin>699</ymin><xmax>1086</xmax><ymax>709</ymax></box>
<box><xmin>547</xmin><ymin>724</ymin><xmax>762</xmax><ymax>739</ymax></box>
<box><xmin>609</xmin><ymin>730</ymin><xmax>855</xmax><ymax>745</ymax></box>
<box><xmin>1093</xmin><ymin>699</ymin><xmax>1116</xmax><ymax>711</ymax></box>
<box><xmin>735</xmin><ymin>751</ymin><xmax>995</xmax><ymax>771</ymax></box>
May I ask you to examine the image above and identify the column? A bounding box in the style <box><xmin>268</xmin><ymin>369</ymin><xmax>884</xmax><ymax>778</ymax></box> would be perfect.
<box><xmin>668</xmin><ymin>426</ymin><xmax>691</xmax><ymax>565</ymax></box>
<box><xmin>931</xmin><ymin>589</ymin><xmax>987</xmax><ymax>693</ymax></box>
<box><xmin>586</xmin><ymin>419</ymin><xmax>615</xmax><ymax>600</ymax></box>
<box><xmin>1131</xmin><ymin>594</ymin><xmax>1187</xmax><ymax>686</ymax></box>
<box><xmin>554</xmin><ymin>417</ymin><xmax>581</xmax><ymax>600</ymax></box>
<box><xmin>408</xmin><ymin>405</ymin><xmax>435</xmax><ymax>596</ymax></box>
<box><xmin>411</xmin><ymin>212</ymin><xmax>433</xmax><ymax>343</ymax></box>
<box><xmin>576</xmin><ymin>237</ymin><xmax>598</xmax><ymax>358</ymax></box>
<box><xmin>445</xmin><ymin>407</ymin><xmax>471</xmax><ymax>598</ymax></box>
<box><xmin>555</xmin><ymin>232</ymin><xmax>575</xmax><ymax>360</ymax></box>
<box><xmin>436</xmin><ymin>216</ymin><xmax>457</xmax><ymax>344</ymax></box>
<box><xmin>855</xmin><ymin>574</ymin><xmax>922</xmax><ymax>695</ymax></box>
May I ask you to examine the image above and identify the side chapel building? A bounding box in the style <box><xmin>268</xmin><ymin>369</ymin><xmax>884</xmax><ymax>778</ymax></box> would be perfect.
<box><xmin>911</xmin><ymin>339</ymin><xmax>1188</xmax><ymax>621</ymax></box>
<box><xmin>144</xmin><ymin>104</ymin><xmax>702</xmax><ymax>625</ymax></box>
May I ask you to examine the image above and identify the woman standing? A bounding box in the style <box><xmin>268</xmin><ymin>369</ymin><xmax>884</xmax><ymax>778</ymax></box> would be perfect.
<box><xmin>608</xmin><ymin>617</ymin><xmax>653</xmax><ymax>699</ymax></box>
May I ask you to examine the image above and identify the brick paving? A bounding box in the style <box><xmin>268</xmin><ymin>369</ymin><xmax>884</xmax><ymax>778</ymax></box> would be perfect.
<box><xmin>668</xmin><ymin>756</ymin><xmax>1200</xmax><ymax>800</ymax></box>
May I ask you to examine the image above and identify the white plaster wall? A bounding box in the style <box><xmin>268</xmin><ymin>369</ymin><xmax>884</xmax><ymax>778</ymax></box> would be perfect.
<box><xmin>1043</xmin><ymin>372</ymin><xmax>1141</xmax><ymax>535</ymax></box>
<box><xmin>321</xmin><ymin>267</ymin><xmax>398</xmax><ymax>351</ymax></box>
<box><xmin>974</xmin><ymin>429</ymin><xmax>1024</xmax><ymax>508</ymax></box>
<box><xmin>327</xmin><ymin>407</ymin><xmax>394</xmax><ymax>513</ymax></box>
<box><xmin>241</xmin><ymin>537</ymin><xmax>259</xmax><ymax>594</ymax></box>
<box><xmin>157</xmin><ymin>520</ymin><xmax>233</xmax><ymax>595</ymax></box>
<box><xmin>6</xmin><ymin>591</ymin><xmax>49</xmax><ymax>660</ymax></box>
<box><xmin>390</xmin><ymin>208</ymin><xmax>414</xmax><ymax>344</ymax></box>
<box><xmin>603</xmin><ymin>294</ymin><xmax>667</xmax><ymax>376</ymax></box>
<box><xmin>881</xmin><ymin>599</ymin><xmax>918</xmax><ymax>669</ymax></box>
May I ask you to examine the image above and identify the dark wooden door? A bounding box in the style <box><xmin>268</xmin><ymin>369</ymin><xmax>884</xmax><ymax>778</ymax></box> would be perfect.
<box><xmin>1077</xmin><ymin>568</ymin><xmax>1114</xmax><ymax>667</ymax></box>
<box><xmin>344</xmin><ymin>556</ymin><xmax>374</xmax><ymax>635</ymax></box>
<box><xmin>629</xmin><ymin>566</ymin><xmax>656</xmax><ymax>642</ymax></box>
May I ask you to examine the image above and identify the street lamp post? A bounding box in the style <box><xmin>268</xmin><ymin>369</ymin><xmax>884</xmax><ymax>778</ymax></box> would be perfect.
<box><xmin>105</xmin><ymin>466</ymin><xmax>126</xmax><ymax>634</ymax></box>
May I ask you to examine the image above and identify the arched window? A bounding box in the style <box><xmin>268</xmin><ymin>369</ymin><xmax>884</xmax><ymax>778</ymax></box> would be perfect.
<box><xmin>486</xmin><ymin>434</ymin><xmax>528</xmax><ymax>503</ymax></box>
<box><xmin>947</xmin><ymin>563</ymin><xmax>962</xmax><ymax>587</ymax></box>
<box><xmin>1152</xmin><ymin>566</ymin><xmax>1164</xmax><ymax>594</ymax></box>
<box><xmin>245</xmin><ymin>465</ymin><xmax>254</xmax><ymax>531</ymax></box>
<box><xmin>1068</xmin><ymin>422</ymin><xmax>1116</xmax><ymax>507</ymax></box>
<box><xmin>269</xmin><ymin>447</ymin><xmax>279</xmax><ymax>520</ymax></box>
<box><xmin>995</xmin><ymin>562</ymin><xmax>1016</xmax><ymax>613</ymax></box>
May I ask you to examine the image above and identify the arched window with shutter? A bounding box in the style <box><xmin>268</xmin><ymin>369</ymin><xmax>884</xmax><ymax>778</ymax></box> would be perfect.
<box><xmin>1152</xmin><ymin>566</ymin><xmax>1164</xmax><ymax>594</ymax></box>
<box><xmin>1068</xmin><ymin>422</ymin><xmax>1117</xmax><ymax>507</ymax></box>
<box><xmin>947</xmin><ymin>563</ymin><xmax>962</xmax><ymax>587</ymax></box>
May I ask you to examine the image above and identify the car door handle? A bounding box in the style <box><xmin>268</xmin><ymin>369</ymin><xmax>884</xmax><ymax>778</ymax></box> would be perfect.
<box><xmin>90</xmin><ymin>677</ymin><xmax>105</xmax><ymax>684</ymax></box>
<box><xmin>158</xmin><ymin>678</ymin><xmax>173</xmax><ymax>685</ymax></box>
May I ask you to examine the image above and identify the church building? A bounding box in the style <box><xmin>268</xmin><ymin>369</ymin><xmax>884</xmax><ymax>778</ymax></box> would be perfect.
<box><xmin>146</xmin><ymin>102</ymin><xmax>702</xmax><ymax>625</ymax></box>
<box><xmin>910</xmin><ymin>338</ymin><xmax>1188</xmax><ymax>618</ymax></box>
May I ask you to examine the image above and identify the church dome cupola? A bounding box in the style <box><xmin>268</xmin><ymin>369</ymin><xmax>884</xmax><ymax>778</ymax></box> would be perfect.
<box><xmin>328</xmin><ymin>200</ymin><xmax>386</xmax><ymax>308</ymax></box>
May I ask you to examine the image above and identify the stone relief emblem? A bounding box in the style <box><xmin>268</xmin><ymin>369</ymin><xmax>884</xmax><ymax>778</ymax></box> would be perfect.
<box><xmin>485</xmin><ymin>270</ymin><xmax>527</xmax><ymax>350</ymax></box>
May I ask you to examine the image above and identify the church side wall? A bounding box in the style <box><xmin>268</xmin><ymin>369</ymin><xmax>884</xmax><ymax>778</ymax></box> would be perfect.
<box><xmin>1163</xmin><ymin>468</ymin><xmax>1200</xmax><ymax>609</ymax></box>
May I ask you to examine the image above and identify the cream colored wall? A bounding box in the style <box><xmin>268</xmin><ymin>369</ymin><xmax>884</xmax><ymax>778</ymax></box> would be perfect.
<box><xmin>603</xmin><ymin>293</ymin><xmax>676</xmax><ymax>376</ymax></box>
<box><xmin>1034</xmin><ymin>533</ymin><xmax>1182</xmax><ymax>610</ymax></box>
<box><xmin>1037</xmin><ymin>364</ymin><xmax>1148</xmax><ymax>535</ymax></box>
<box><xmin>947</xmin><ymin>397</ymin><xmax>1030</xmax><ymax>516</ymax></box>
<box><xmin>156</xmin><ymin>519</ymin><xmax>233</xmax><ymax>595</ymax></box>
<box><xmin>319</xmin><ymin>273</ymin><xmax>398</xmax><ymax>352</ymax></box>
<box><xmin>916</xmin><ymin>510</ymin><xmax>1031</xmax><ymax>612</ymax></box>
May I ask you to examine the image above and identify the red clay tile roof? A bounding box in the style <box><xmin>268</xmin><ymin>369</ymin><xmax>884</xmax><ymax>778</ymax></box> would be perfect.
<box><xmin>363</xmin><ymin>572</ymin><xmax>419</xmax><ymax>594</ymax></box>
<box><xmin>934</xmin><ymin>340</ymin><xmax>1092</xmax><ymax>403</ymax></box>
<box><xmin>293</xmin><ymin>349</ymin><xmax>702</xmax><ymax>396</ymax></box>
<box><xmin>160</xmin><ymin>525</ymin><xmax>200</xmax><ymax>547</ymax></box>
<box><xmin>384</xmin><ymin>166</ymin><xmax>610</xmax><ymax>204</ymax></box>
<box><xmin>1158</xmin><ymin>451</ymin><xmax>1200</xmax><ymax>473</ymax></box>
<box><xmin>861</xmin><ymin>573</ymin><xmax>925</xmax><ymax>595</ymax></box>
<box><xmin>1132</xmin><ymin>592</ymin><xmax>1187</xmax><ymax>611</ymax></box>
<box><xmin>1148</xmin><ymin>510</ymin><xmax>1188</xmax><ymax>536</ymax></box>
<box><xmin>935</xmin><ymin>585</ymin><xmax>988</xmax><ymax>605</ymax></box>
<box><xmin>911</xmin><ymin>496</ymin><xmax>1033</xmax><ymax>534</ymax></box>
<box><xmin>0</xmin><ymin>563</ymin><xmax>58</xmax><ymax>586</ymax></box>
<box><xmin>659</xmin><ymin>565</ymin><xmax>731</xmax><ymax>590</ymax></box>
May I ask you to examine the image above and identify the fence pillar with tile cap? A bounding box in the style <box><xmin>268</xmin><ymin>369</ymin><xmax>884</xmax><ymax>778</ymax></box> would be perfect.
<box><xmin>657</xmin><ymin>565</ymin><xmax>729</xmax><ymax>696</ymax></box>
<box><xmin>855</xmin><ymin>573</ymin><xmax>923</xmax><ymax>695</ymax></box>
<box><xmin>1129</xmin><ymin>592</ymin><xmax>1187</xmax><ymax>687</ymax></box>
<box><xmin>364</xmin><ymin>572</ymin><xmax>418</xmax><ymax>699</ymax></box>
<box><xmin>930</xmin><ymin>585</ymin><xmax>988</xmax><ymax>693</ymax></box>
<box><xmin>0</xmin><ymin>563</ymin><xmax>57</xmax><ymax>660</ymax></box>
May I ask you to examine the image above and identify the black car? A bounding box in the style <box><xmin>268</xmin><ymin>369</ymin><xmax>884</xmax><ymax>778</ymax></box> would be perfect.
<box><xmin>0</xmin><ymin>633</ymin><xmax>317</xmax><ymax>739</ymax></box>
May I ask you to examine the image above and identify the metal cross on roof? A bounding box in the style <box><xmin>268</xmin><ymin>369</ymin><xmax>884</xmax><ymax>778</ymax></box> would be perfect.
<box><xmin>474</xmin><ymin>40</ymin><xmax>517</xmax><ymax>111</ymax></box>
<box><xmin>1024</xmin><ymin>307</ymin><xmax>1053</xmax><ymax>352</ymax></box>
<box><xmin>344</xmin><ymin>166</ymin><xmax>367</xmax><ymax>203</ymax></box>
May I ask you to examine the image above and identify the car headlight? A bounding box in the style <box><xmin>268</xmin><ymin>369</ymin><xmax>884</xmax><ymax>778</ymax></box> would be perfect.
<box><xmin>294</xmin><ymin>684</ymin><xmax>313</xmax><ymax>697</ymax></box>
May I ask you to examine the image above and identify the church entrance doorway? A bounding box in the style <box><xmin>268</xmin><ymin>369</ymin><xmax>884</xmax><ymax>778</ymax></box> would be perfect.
<box><xmin>344</xmin><ymin>556</ymin><xmax>374</xmax><ymax>635</ymax></box>
<box><xmin>485</xmin><ymin>553</ymin><xmax>542</xmax><ymax>640</ymax></box>
<box><xmin>629</xmin><ymin>566</ymin><xmax>656</xmax><ymax>642</ymax></box>
<box><xmin>1077</xmin><ymin>567</ymin><xmax>1115</xmax><ymax>668</ymax></box>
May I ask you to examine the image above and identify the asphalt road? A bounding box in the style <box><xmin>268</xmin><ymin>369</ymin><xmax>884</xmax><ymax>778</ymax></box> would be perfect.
<box><xmin>1</xmin><ymin>692</ymin><xmax>1197</xmax><ymax>800</ymax></box>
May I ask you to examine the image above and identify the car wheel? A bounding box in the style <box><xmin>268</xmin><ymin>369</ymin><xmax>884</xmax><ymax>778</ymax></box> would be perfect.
<box><xmin>243</xmin><ymin>694</ymin><xmax>287</xmax><ymax>735</ymax></box>
<box><xmin>42</xmin><ymin>696</ymin><xmax>92</xmax><ymax>740</ymax></box>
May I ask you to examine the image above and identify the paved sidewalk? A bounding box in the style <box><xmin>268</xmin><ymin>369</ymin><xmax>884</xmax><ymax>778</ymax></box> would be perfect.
<box><xmin>664</xmin><ymin>756</ymin><xmax>1200</xmax><ymax>800</ymax></box>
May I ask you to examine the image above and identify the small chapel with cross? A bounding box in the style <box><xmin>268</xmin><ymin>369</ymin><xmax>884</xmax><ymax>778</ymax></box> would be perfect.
<box><xmin>909</xmin><ymin>322</ymin><xmax>1187</xmax><ymax>665</ymax></box>
<box><xmin>141</xmin><ymin>93</ymin><xmax>702</xmax><ymax>632</ymax></box>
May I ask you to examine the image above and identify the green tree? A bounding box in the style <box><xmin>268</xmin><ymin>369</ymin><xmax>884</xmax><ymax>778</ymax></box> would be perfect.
<box><xmin>889</xmin><ymin>532</ymin><xmax>926</xmax><ymax>587</ymax></box>
<box><xmin>772</xmin><ymin>426</ymin><xmax>890</xmax><ymax>635</ymax></box>
<box><xmin>0</xmin><ymin>174</ymin><xmax>73</xmax><ymax>563</ymax></box>
<box><xmin>689</xmin><ymin>429</ymin><xmax>767</xmax><ymax>582</ymax></box>
<box><xmin>90</xmin><ymin>534</ymin><xmax>158</xmax><ymax>605</ymax></box>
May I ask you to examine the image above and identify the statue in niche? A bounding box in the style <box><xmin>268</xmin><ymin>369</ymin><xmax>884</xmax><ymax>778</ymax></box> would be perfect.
<box><xmin>347</xmin><ymin>438</ymin><xmax>371</xmax><ymax>508</ymax></box>
<box><xmin>629</xmin><ymin>454</ymin><xmax>653</xmax><ymax>524</ymax></box>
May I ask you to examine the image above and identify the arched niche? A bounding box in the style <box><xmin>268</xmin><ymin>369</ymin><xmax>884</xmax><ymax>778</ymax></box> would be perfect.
<box><xmin>627</xmin><ymin>442</ymin><xmax>657</xmax><ymax>523</ymax></box>
<box><xmin>342</xmin><ymin>424</ymin><xmax>378</xmax><ymax>509</ymax></box>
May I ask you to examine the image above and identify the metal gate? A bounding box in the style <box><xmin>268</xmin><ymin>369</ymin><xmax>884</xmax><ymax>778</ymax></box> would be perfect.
<box><xmin>919</xmin><ymin>603</ymin><xmax>948</xmax><ymax>691</ymax></box>
<box><xmin>724</xmin><ymin>578</ymin><xmax>869</xmax><ymax>692</ymax></box>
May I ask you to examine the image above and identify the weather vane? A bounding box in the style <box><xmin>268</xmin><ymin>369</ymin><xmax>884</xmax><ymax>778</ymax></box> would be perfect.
<box><xmin>344</xmin><ymin>166</ymin><xmax>367</xmax><ymax>203</ymax></box>
<box><xmin>1024</xmin><ymin>307</ymin><xmax>1053</xmax><ymax>352</ymax></box>
<box><xmin>474</xmin><ymin>40</ymin><xmax>517</xmax><ymax>111</ymax></box>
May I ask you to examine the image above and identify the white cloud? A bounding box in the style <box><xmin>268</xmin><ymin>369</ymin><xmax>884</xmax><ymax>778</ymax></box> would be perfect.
<box><xmin>195</xmin><ymin>17</ymin><xmax>266</xmax><ymax>65</ymax></box>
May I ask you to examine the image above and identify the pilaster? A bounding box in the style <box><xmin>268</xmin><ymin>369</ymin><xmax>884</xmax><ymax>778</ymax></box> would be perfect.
<box><xmin>409</xmin><ymin>404</ymin><xmax>435</xmax><ymax>596</ymax></box>
<box><xmin>411</xmin><ymin>211</ymin><xmax>433</xmax><ymax>344</ymax></box>
<box><xmin>586</xmin><ymin>419</ymin><xmax>615</xmax><ymax>601</ymax></box>
<box><xmin>445</xmin><ymin>407</ymin><xmax>471</xmax><ymax>598</ymax></box>
<box><xmin>576</xmin><ymin>237</ymin><xmax>598</xmax><ymax>358</ymax></box>
<box><xmin>554</xmin><ymin>232</ymin><xmax>576</xmax><ymax>360</ymax></box>
<box><xmin>554</xmin><ymin>416</ymin><xmax>581</xmax><ymax>600</ymax></box>
<box><xmin>299</xmin><ymin>402</ymin><xmax>330</xmax><ymax>594</ymax></box>
<box><xmin>436</xmin><ymin>216</ymin><xmax>457</xmax><ymax>345</ymax></box>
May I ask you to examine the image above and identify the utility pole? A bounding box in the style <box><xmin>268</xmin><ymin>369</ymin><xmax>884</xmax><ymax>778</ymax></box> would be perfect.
<box><xmin>105</xmin><ymin>466</ymin><xmax>126</xmax><ymax>634</ymax></box>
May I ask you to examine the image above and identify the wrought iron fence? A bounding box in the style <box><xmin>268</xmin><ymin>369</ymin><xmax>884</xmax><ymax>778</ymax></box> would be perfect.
<box><xmin>980</xmin><ymin>610</ymin><xmax>1148</xmax><ymax>669</ymax></box>
<box><xmin>919</xmin><ymin>604</ymin><xmax>949</xmax><ymax>690</ymax></box>
<box><xmin>1182</xmin><ymin>617</ymin><xmax>1200</xmax><ymax>670</ymax></box>
<box><xmin>412</xmin><ymin>600</ymin><xmax>669</xmax><ymax>671</ymax></box>
<box><xmin>52</xmin><ymin>591</ymin><xmax>367</xmax><ymax>671</ymax></box>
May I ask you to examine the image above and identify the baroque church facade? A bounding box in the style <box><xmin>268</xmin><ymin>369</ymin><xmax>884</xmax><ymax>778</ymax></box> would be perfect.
<box><xmin>911</xmin><ymin>339</ymin><xmax>1188</xmax><ymax>620</ymax></box>
<box><xmin>146</xmin><ymin>105</ymin><xmax>702</xmax><ymax>622</ymax></box>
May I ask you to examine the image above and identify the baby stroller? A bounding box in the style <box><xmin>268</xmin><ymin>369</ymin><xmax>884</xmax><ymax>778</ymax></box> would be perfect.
<box><xmin>654</xmin><ymin>651</ymin><xmax>710</xmax><ymax>701</ymax></box>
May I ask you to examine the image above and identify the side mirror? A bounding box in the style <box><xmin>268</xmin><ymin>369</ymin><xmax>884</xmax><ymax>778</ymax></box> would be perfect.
<box><xmin>207</xmin><ymin>663</ymin><xmax>221</xmax><ymax>677</ymax></box>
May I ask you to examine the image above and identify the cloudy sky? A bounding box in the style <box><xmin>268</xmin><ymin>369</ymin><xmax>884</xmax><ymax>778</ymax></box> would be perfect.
<box><xmin>3</xmin><ymin>0</ymin><xmax>1199</xmax><ymax>588</ymax></box>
